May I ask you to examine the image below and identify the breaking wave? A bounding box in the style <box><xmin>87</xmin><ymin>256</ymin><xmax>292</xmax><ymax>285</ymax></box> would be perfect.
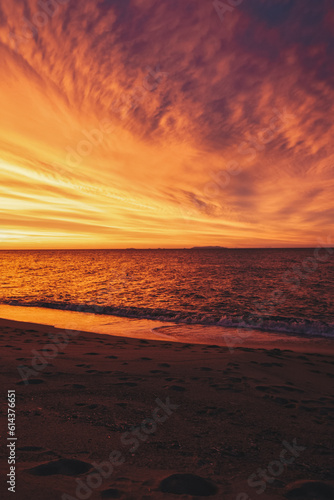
<box><xmin>1</xmin><ymin>299</ymin><xmax>333</xmax><ymax>339</ymax></box>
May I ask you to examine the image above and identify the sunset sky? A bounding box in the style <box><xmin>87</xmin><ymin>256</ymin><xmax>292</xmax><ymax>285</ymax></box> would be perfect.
<box><xmin>0</xmin><ymin>0</ymin><xmax>333</xmax><ymax>248</ymax></box>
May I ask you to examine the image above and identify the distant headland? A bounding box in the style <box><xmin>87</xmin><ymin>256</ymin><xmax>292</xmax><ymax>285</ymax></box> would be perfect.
<box><xmin>189</xmin><ymin>246</ymin><xmax>228</xmax><ymax>250</ymax></box>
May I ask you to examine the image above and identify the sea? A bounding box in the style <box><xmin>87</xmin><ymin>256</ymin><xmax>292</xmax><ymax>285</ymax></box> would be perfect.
<box><xmin>0</xmin><ymin>248</ymin><xmax>333</xmax><ymax>345</ymax></box>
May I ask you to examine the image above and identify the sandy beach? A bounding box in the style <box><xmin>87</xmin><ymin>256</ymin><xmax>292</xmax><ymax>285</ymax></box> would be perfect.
<box><xmin>1</xmin><ymin>317</ymin><xmax>334</xmax><ymax>500</ymax></box>
<box><xmin>1</xmin><ymin>0</ymin><xmax>334</xmax><ymax>497</ymax></box>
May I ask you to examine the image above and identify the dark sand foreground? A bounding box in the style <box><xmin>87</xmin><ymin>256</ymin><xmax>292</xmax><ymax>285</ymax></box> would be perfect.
<box><xmin>1</xmin><ymin>318</ymin><xmax>334</xmax><ymax>500</ymax></box>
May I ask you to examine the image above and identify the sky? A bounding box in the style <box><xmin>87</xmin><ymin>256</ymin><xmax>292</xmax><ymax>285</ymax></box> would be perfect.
<box><xmin>0</xmin><ymin>0</ymin><xmax>333</xmax><ymax>249</ymax></box>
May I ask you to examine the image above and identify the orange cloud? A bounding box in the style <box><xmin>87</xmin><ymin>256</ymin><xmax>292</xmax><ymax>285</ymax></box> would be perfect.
<box><xmin>0</xmin><ymin>0</ymin><xmax>333</xmax><ymax>248</ymax></box>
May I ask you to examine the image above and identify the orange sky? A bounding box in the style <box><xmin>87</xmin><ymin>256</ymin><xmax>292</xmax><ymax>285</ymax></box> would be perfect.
<box><xmin>0</xmin><ymin>0</ymin><xmax>333</xmax><ymax>249</ymax></box>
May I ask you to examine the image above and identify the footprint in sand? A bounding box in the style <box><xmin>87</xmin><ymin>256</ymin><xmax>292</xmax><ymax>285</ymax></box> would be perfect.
<box><xmin>284</xmin><ymin>480</ymin><xmax>334</xmax><ymax>499</ymax></box>
<box><xmin>168</xmin><ymin>385</ymin><xmax>186</xmax><ymax>392</ymax></box>
<box><xmin>64</xmin><ymin>383</ymin><xmax>86</xmax><ymax>389</ymax></box>
<box><xmin>255</xmin><ymin>386</ymin><xmax>278</xmax><ymax>393</ymax></box>
<box><xmin>275</xmin><ymin>385</ymin><xmax>304</xmax><ymax>393</ymax></box>
<box><xmin>115</xmin><ymin>382</ymin><xmax>138</xmax><ymax>387</ymax></box>
<box><xmin>273</xmin><ymin>397</ymin><xmax>290</xmax><ymax>405</ymax></box>
<box><xmin>159</xmin><ymin>473</ymin><xmax>218</xmax><ymax>496</ymax></box>
<box><xmin>17</xmin><ymin>379</ymin><xmax>45</xmax><ymax>385</ymax></box>
<box><xmin>18</xmin><ymin>446</ymin><xmax>44</xmax><ymax>452</ymax></box>
<box><xmin>28</xmin><ymin>458</ymin><xmax>92</xmax><ymax>476</ymax></box>
<box><xmin>101</xmin><ymin>488</ymin><xmax>122</xmax><ymax>498</ymax></box>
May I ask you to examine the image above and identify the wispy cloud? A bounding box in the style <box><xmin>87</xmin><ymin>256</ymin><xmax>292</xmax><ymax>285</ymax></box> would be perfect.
<box><xmin>0</xmin><ymin>0</ymin><xmax>333</xmax><ymax>247</ymax></box>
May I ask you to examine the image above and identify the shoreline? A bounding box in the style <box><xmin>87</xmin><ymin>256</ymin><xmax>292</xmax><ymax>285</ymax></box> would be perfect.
<box><xmin>0</xmin><ymin>305</ymin><xmax>333</xmax><ymax>354</ymax></box>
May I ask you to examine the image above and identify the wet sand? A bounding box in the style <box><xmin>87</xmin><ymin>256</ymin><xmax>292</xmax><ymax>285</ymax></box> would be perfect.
<box><xmin>1</xmin><ymin>318</ymin><xmax>334</xmax><ymax>500</ymax></box>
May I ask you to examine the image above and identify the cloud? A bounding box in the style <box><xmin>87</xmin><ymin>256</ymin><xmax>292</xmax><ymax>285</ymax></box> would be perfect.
<box><xmin>0</xmin><ymin>0</ymin><xmax>333</xmax><ymax>248</ymax></box>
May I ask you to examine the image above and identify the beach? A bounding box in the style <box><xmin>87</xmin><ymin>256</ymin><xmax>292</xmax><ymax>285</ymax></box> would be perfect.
<box><xmin>1</xmin><ymin>317</ymin><xmax>334</xmax><ymax>500</ymax></box>
<box><xmin>1</xmin><ymin>0</ymin><xmax>334</xmax><ymax>497</ymax></box>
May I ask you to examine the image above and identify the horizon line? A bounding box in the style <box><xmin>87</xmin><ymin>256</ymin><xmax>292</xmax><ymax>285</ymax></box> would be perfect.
<box><xmin>0</xmin><ymin>246</ymin><xmax>331</xmax><ymax>251</ymax></box>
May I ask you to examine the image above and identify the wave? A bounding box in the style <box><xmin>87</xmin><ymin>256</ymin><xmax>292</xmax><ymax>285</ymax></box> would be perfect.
<box><xmin>217</xmin><ymin>315</ymin><xmax>334</xmax><ymax>338</ymax></box>
<box><xmin>1</xmin><ymin>299</ymin><xmax>333</xmax><ymax>338</ymax></box>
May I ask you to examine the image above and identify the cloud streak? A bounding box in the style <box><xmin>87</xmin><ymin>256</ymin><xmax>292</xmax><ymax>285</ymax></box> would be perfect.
<box><xmin>0</xmin><ymin>0</ymin><xmax>333</xmax><ymax>248</ymax></box>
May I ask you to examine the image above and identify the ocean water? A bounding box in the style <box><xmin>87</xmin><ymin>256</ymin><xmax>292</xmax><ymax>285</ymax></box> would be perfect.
<box><xmin>0</xmin><ymin>248</ymin><xmax>333</xmax><ymax>339</ymax></box>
